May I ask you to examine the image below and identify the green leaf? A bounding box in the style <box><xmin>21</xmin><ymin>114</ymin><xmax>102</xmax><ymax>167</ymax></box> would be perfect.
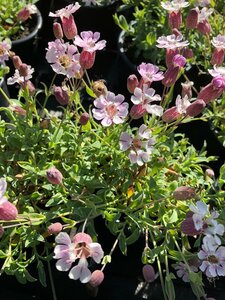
<box><xmin>126</xmin><ymin>227</ymin><xmax>140</xmax><ymax>245</ymax></box>
<box><xmin>113</xmin><ymin>14</ymin><xmax>129</xmax><ymax>31</ymax></box>
<box><xmin>165</xmin><ymin>273</ymin><xmax>176</xmax><ymax>300</ymax></box>
<box><xmin>119</xmin><ymin>232</ymin><xmax>127</xmax><ymax>255</ymax></box>
<box><xmin>85</xmin><ymin>84</ymin><xmax>96</xmax><ymax>98</ymax></box>
<box><xmin>37</xmin><ymin>260</ymin><xmax>47</xmax><ymax>287</ymax></box>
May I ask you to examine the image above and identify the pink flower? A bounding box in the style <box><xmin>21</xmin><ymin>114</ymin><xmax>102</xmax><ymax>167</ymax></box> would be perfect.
<box><xmin>7</xmin><ymin>66</ymin><xmax>34</xmax><ymax>85</ymax></box>
<box><xmin>137</xmin><ymin>63</ymin><xmax>164</xmax><ymax>84</ymax></box>
<box><xmin>0</xmin><ymin>41</ymin><xmax>11</xmax><ymax>63</ymax></box>
<box><xmin>119</xmin><ymin>124</ymin><xmax>155</xmax><ymax>166</ymax></box>
<box><xmin>198</xmin><ymin>242</ymin><xmax>225</xmax><ymax>278</ymax></box>
<box><xmin>175</xmin><ymin>95</ymin><xmax>190</xmax><ymax>114</ymax></box>
<box><xmin>92</xmin><ymin>91</ymin><xmax>128</xmax><ymax>127</ymax></box>
<box><xmin>74</xmin><ymin>31</ymin><xmax>106</xmax><ymax>53</ymax></box>
<box><xmin>46</xmin><ymin>39</ymin><xmax>81</xmax><ymax>78</ymax></box>
<box><xmin>173</xmin><ymin>262</ymin><xmax>198</xmax><ymax>282</ymax></box>
<box><xmin>49</xmin><ymin>3</ymin><xmax>81</xmax><ymax>19</ymax></box>
<box><xmin>131</xmin><ymin>84</ymin><xmax>163</xmax><ymax>117</ymax></box>
<box><xmin>161</xmin><ymin>0</ymin><xmax>189</xmax><ymax>12</ymax></box>
<box><xmin>54</xmin><ymin>232</ymin><xmax>104</xmax><ymax>284</ymax></box>
<box><xmin>211</xmin><ymin>35</ymin><xmax>225</xmax><ymax>50</ymax></box>
<box><xmin>17</xmin><ymin>4</ymin><xmax>37</xmax><ymax>21</ymax></box>
<box><xmin>156</xmin><ymin>34</ymin><xmax>189</xmax><ymax>50</ymax></box>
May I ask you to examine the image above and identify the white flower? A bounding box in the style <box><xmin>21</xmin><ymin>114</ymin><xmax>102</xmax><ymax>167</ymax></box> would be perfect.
<box><xmin>175</xmin><ymin>95</ymin><xmax>191</xmax><ymax>114</ymax></box>
<box><xmin>189</xmin><ymin>201</ymin><xmax>208</xmax><ymax>231</ymax></box>
<box><xmin>161</xmin><ymin>0</ymin><xmax>189</xmax><ymax>12</ymax></box>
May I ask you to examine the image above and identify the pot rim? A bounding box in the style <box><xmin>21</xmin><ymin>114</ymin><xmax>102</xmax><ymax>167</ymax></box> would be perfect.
<box><xmin>12</xmin><ymin>9</ymin><xmax>43</xmax><ymax>46</ymax></box>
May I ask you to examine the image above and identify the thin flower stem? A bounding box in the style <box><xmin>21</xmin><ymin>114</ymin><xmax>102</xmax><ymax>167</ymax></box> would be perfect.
<box><xmin>40</xmin><ymin>73</ymin><xmax>57</xmax><ymax>118</ymax></box>
<box><xmin>0</xmin><ymin>86</ymin><xmax>10</xmax><ymax>103</ymax></box>
<box><xmin>46</xmin><ymin>247</ymin><xmax>58</xmax><ymax>300</ymax></box>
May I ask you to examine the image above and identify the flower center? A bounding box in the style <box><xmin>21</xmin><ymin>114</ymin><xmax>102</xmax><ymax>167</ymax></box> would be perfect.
<box><xmin>59</xmin><ymin>54</ymin><xmax>71</xmax><ymax>68</ymax></box>
<box><xmin>132</xmin><ymin>138</ymin><xmax>142</xmax><ymax>149</ymax></box>
<box><xmin>208</xmin><ymin>255</ymin><xmax>219</xmax><ymax>264</ymax></box>
<box><xmin>0</xmin><ymin>45</ymin><xmax>6</xmax><ymax>56</ymax></box>
<box><xmin>106</xmin><ymin>104</ymin><xmax>117</xmax><ymax>118</ymax></box>
<box><xmin>76</xmin><ymin>242</ymin><xmax>91</xmax><ymax>258</ymax></box>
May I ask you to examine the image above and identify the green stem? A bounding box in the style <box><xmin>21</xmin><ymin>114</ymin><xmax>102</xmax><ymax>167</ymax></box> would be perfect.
<box><xmin>46</xmin><ymin>247</ymin><xmax>58</xmax><ymax>300</ymax></box>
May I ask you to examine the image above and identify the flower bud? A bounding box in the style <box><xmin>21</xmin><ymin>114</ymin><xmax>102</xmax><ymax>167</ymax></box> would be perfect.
<box><xmin>186</xmin><ymin>9</ymin><xmax>198</xmax><ymax>29</ymax></box>
<box><xmin>79</xmin><ymin>112</ymin><xmax>90</xmax><ymax>125</ymax></box>
<box><xmin>48</xmin><ymin>222</ymin><xmax>63</xmax><ymax>234</ymax></box>
<box><xmin>197</xmin><ymin>83</ymin><xmax>224</xmax><ymax>104</ymax></box>
<box><xmin>127</xmin><ymin>74</ymin><xmax>139</xmax><ymax>94</ymax></box>
<box><xmin>180</xmin><ymin>217</ymin><xmax>201</xmax><ymax>236</ymax></box>
<box><xmin>181</xmin><ymin>81</ymin><xmax>193</xmax><ymax>99</ymax></box>
<box><xmin>211</xmin><ymin>48</ymin><xmax>225</xmax><ymax>66</ymax></box>
<box><xmin>181</xmin><ymin>48</ymin><xmax>194</xmax><ymax>59</ymax></box>
<box><xmin>9</xmin><ymin>105</ymin><xmax>26</xmax><ymax>116</ymax></box>
<box><xmin>162</xmin><ymin>66</ymin><xmax>179</xmax><ymax>87</ymax></box>
<box><xmin>168</xmin><ymin>11</ymin><xmax>182</xmax><ymax>29</ymax></box>
<box><xmin>142</xmin><ymin>265</ymin><xmax>156</xmax><ymax>283</ymax></box>
<box><xmin>17</xmin><ymin>7</ymin><xmax>31</xmax><ymax>22</ymax></box>
<box><xmin>89</xmin><ymin>270</ymin><xmax>104</xmax><ymax>287</ymax></box>
<box><xmin>162</xmin><ymin>106</ymin><xmax>180</xmax><ymax>123</ymax></box>
<box><xmin>197</xmin><ymin>20</ymin><xmax>212</xmax><ymax>35</ymax></box>
<box><xmin>20</xmin><ymin>80</ymin><xmax>36</xmax><ymax>95</ymax></box>
<box><xmin>173</xmin><ymin>186</ymin><xmax>196</xmax><ymax>200</ymax></box>
<box><xmin>53</xmin><ymin>85</ymin><xmax>69</xmax><ymax>106</ymax></box>
<box><xmin>172</xmin><ymin>54</ymin><xmax>186</xmax><ymax>68</ymax></box>
<box><xmin>92</xmin><ymin>80</ymin><xmax>107</xmax><ymax>97</ymax></box>
<box><xmin>12</xmin><ymin>55</ymin><xmax>22</xmax><ymax>70</ymax></box>
<box><xmin>186</xmin><ymin>99</ymin><xmax>206</xmax><ymax>117</ymax></box>
<box><xmin>130</xmin><ymin>104</ymin><xmax>145</xmax><ymax>119</ymax></box>
<box><xmin>53</xmin><ymin>22</ymin><xmax>63</xmax><ymax>39</ymax></box>
<box><xmin>0</xmin><ymin>198</ymin><xmax>18</xmax><ymax>221</ymax></box>
<box><xmin>212</xmin><ymin>76</ymin><xmax>225</xmax><ymax>89</ymax></box>
<box><xmin>205</xmin><ymin>168</ymin><xmax>215</xmax><ymax>178</ymax></box>
<box><xmin>46</xmin><ymin>167</ymin><xmax>63</xmax><ymax>185</ymax></box>
<box><xmin>80</xmin><ymin>50</ymin><xmax>96</xmax><ymax>69</ymax></box>
<box><xmin>172</xmin><ymin>28</ymin><xmax>182</xmax><ymax>37</ymax></box>
<box><xmin>19</xmin><ymin>63</ymin><xmax>29</xmax><ymax>77</ymax></box>
<box><xmin>0</xmin><ymin>226</ymin><xmax>4</xmax><ymax>238</ymax></box>
<box><xmin>166</xmin><ymin>48</ymin><xmax>179</xmax><ymax>68</ymax></box>
<box><xmin>62</xmin><ymin>15</ymin><xmax>77</xmax><ymax>39</ymax></box>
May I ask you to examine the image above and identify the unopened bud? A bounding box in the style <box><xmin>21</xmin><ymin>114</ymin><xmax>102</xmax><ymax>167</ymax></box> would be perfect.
<box><xmin>62</xmin><ymin>15</ymin><xmax>77</xmax><ymax>39</ymax></box>
<box><xmin>89</xmin><ymin>270</ymin><xmax>104</xmax><ymax>287</ymax></box>
<box><xmin>172</xmin><ymin>54</ymin><xmax>186</xmax><ymax>68</ymax></box>
<box><xmin>186</xmin><ymin>99</ymin><xmax>206</xmax><ymax>117</ymax></box>
<box><xmin>186</xmin><ymin>9</ymin><xmax>198</xmax><ymax>29</ymax></box>
<box><xmin>127</xmin><ymin>74</ymin><xmax>139</xmax><ymax>93</ymax></box>
<box><xmin>162</xmin><ymin>66</ymin><xmax>180</xmax><ymax>87</ymax></box>
<box><xmin>19</xmin><ymin>63</ymin><xmax>29</xmax><ymax>77</ymax></box>
<box><xmin>180</xmin><ymin>216</ymin><xmax>201</xmax><ymax>236</ymax></box>
<box><xmin>48</xmin><ymin>222</ymin><xmax>63</xmax><ymax>234</ymax></box>
<box><xmin>142</xmin><ymin>265</ymin><xmax>156</xmax><ymax>283</ymax></box>
<box><xmin>12</xmin><ymin>55</ymin><xmax>22</xmax><ymax>69</ymax></box>
<box><xmin>205</xmin><ymin>168</ymin><xmax>215</xmax><ymax>178</ymax></box>
<box><xmin>162</xmin><ymin>106</ymin><xmax>180</xmax><ymax>123</ymax></box>
<box><xmin>130</xmin><ymin>104</ymin><xmax>145</xmax><ymax>119</ymax></box>
<box><xmin>182</xmin><ymin>48</ymin><xmax>194</xmax><ymax>59</ymax></box>
<box><xmin>53</xmin><ymin>22</ymin><xmax>63</xmax><ymax>39</ymax></box>
<box><xmin>166</xmin><ymin>48</ymin><xmax>179</xmax><ymax>68</ymax></box>
<box><xmin>0</xmin><ymin>198</ymin><xmax>18</xmax><ymax>221</ymax></box>
<box><xmin>53</xmin><ymin>85</ymin><xmax>69</xmax><ymax>105</ymax></box>
<box><xmin>197</xmin><ymin>20</ymin><xmax>212</xmax><ymax>35</ymax></box>
<box><xmin>173</xmin><ymin>186</ymin><xmax>196</xmax><ymax>200</ymax></box>
<box><xmin>80</xmin><ymin>50</ymin><xmax>96</xmax><ymax>69</ymax></box>
<box><xmin>211</xmin><ymin>48</ymin><xmax>225</xmax><ymax>66</ymax></box>
<box><xmin>92</xmin><ymin>80</ymin><xmax>107</xmax><ymax>97</ymax></box>
<box><xmin>168</xmin><ymin>11</ymin><xmax>182</xmax><ymax>29</ymax></box>
<box><xmin>20</xmin><ymin>80</ymin><xmax>36</xmax><ymax>95</ymax></box>
<box><xmin>17</xmin><ymin>7</ymin><xmax>31</xmax><ymax>22</ymax></box>
<box><xmin>46</xmin><ymin>167</ymin><xmax>63</xmax><ymax>185</ymax></box>
<box><xmin>79</xmin><ymin>112</ymin><xmax>90</xmax><ymax>125</ymax></box>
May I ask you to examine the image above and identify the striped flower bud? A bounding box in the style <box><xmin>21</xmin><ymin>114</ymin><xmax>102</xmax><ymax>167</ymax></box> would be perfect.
<box><xmin>19</xmin><ymin>63</ymin><xmax>29</xmax><ymax>77</ymax></box>
<box><xmin>53</xmin><ymin>85</ymin><xmax>69</xmax><ymax>106</ymax></box>
<box><xmin>62</xmin><ymin>15</ymin><xmax>77</xmax><ymax>40</ymax></box>
<box><xmin>0</xmin><ymin>198</ymin><xmax>18</xmax><ymax>221</ymax></box>
<box><xmin>12</xmin><ymin>55</ymin><xmax>22</xmax><ymax>70</ymax></box>
<box><xmin>17</xmin><ymin>7</ymin><xmax>31</xmax><ymax>22</ymax></box>
<box><xmin>197</xmin><ymin>82</ymin><xmax>224</xmax><ymax>104</ymax></box>
<box><xmin>162</xmin><ymin>106</ymin><xmax>180</xmax><ymax>123</ymax></box>
<box><xmin>48</xmin><ymin>222</ymin><xmax>63</xmax><ymax>234</ymax></box>
<box><xmin>46</xmin><ymin>167</ymin><xmax>63</xmax><ymax>185</ymax></box>
<box><xmin>80</xmin><ymin>50</ymin><xmax>96</xmax><ymax>69</ymax></box>
<box><xmin>89</xmin><ymin>270</ymin><xmax>104</xmax><ymax>287</ymax></box>
<box><xmin>130</xmin><ymin>104</ymin><xmax>145</xmax><ymax>120</ymax></box>
<box><xmin>211</xmin><ymin>48</ymin><xmax>225</xmax><ymax>66</ymax></box>
<box><xmin>173</xmin><ymin>186</ymin><xmax>196</xmax><ymax>200</ymax></box>
<box><xmin>127</xmin><ymin>74</ymin><xmax>139</xmax><ymax>94</ymax></box>
<box><xmin>197</xmin><ymin>20</ymin><xmax>212</xmax><ymax>35</ymax></box>
<box><xmin>142</xmin><ymin>265</ymin><xmax>156</xmax><ymax>283</ymax></box>
<box><xmin>162</xmin><ymin>66</ymin><xmax>180</xmax><ymax>87</ymax></box>
<box><xmin>186</xmin><ymin>99</ymin><xmax>206</xmax><ymax>117</ymax></box>
<box><xmin>53</xmin><ymin>22</ymin><xmax>63</xmax><ymax>39</ymax></box>
<box><xmin>180</xmin><ymin>216</ymin><xmax>201</xmax><ymax>236</ymax></box>
<box><xmin>20</xmin><ymin>80</ymin><xmax>35</xmax><ymax>95</ymax></box>
<box><xmin>79</xmin><ymin>112</ymin><xmax>90</xmax><ymax>125</ymax></box>
<box><xmin>186</xmin><ymin>9</ymin><xmax>198</xmax><ymax>29</ymax></box>
<box><xmin>168</xmin><ymin>11</ymin><xmax>182</xmax><ymax>30</ymax></box>
<box><xmin>166</xmin><ymin>48</ymin><xmax>179</xmax><ymax>68</ymax></box>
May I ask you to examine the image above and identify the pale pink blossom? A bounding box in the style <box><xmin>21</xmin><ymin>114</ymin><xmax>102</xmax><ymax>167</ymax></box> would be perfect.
<box><xmin>92</xmin><ymin>91</ymin><xmax>128</xmax><ymax>127</ymax></box>
<box><xmin>119</xmin><ymin>124</ymin><xmax>155</xmax><ymax>166</ymax></box>
<box><xmin>137</xmin><ymin>63</ymin><xmax>164</xmax><ymax>84</ymax></box>
<box><xmin>46</xmin><ymin>39</ymin><xmax>81</xmax><ymax>78</ymax></box>
<box><xmin>212</xmin><ymin>35</ymin><xmax>225</xmax><ymax>50</ymax></box>
<box><xmin>175</xmin><ymin>95</ymin><xmax>191</xmax><ymax>114</ymax></box>
<box><xmin>197</xmin><ymin>7</ymin><xmax>213</xmax><ymax>23</ymax></box>
<box><xmin>131</xmin><ymin>85</ymin><xmax>163</xmax><ymax>117</ymax></box>
<box><xmin>161</xmin><ymin>0</ymin><xmax>189</xmax><ymax>12</ymax></box>
<box><xmin>74</xmin><ymin>31</ymin><xmax>106</xmax><ymax>53</ymax></box>
<box><xmin>189</xmin><ymin>201</ymin><xmax>208</xmax><ymax>231</ymax></box>
<box><xmin>208</xmin><ymin>66</ymin><xmax>225</xmax><ymax>78</ymax></box>
<box><xmin>54</xmin><ymin>232</ymin><xmax>104</xmax><ymax>283</ymax></box>
<box><xmin>7</xmin><ymin>66</ymin><xmax>34</xmax><ymax>85</ymax></box>
<box><xmin>198</xmin><ymin>242</ymin><xmax>225</xmax><ymax>278</ymax></box>
<box><xmin>156</xmin><ymin>34</ymin><xmax>189</xmax><ymax>50</ymax></box>
<box><xmin>49</xmin><ymin>3</ymin><xmax>81</xmax><ymax>19</ymax></box>
<box><xmin>0</xmin><ymin>41</ymin><xmax>11</xmax><ymax>63</ymax></box>
<box><xmin>173</xmin><ymin>262</ymin><xmax>198</xmax><ymax>282</ymax></box>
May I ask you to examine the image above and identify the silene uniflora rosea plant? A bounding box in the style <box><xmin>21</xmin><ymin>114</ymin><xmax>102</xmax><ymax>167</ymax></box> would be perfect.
<box><xmin>0</xmin><ymin>2</ymin><xmax>225</xmax><ymax>300</ymax></box>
